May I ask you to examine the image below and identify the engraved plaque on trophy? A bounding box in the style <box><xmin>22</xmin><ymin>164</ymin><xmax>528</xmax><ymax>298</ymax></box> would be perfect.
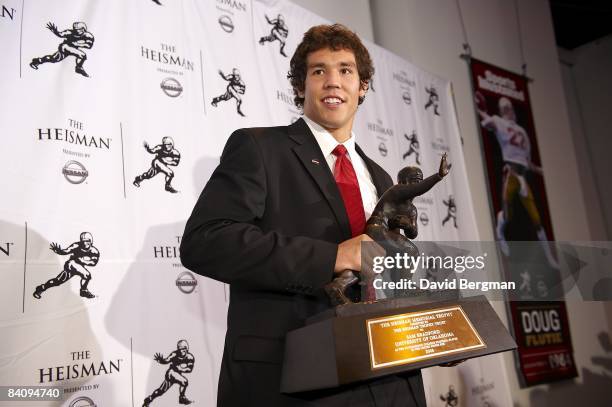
<box><xmin>366</xmin><ymin>306</ymin><xmax>485</xmax><ymax>369</ymax></box>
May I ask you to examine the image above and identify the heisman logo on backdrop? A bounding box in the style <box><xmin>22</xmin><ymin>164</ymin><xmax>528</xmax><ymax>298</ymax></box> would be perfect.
<box><xmin>68</xmin><ymin>396</ymin><xmax>96</xmax><ymax>407</ymax></box>
<box><xmin>62</xmin><ymin>160</ymin><xmax>89</xmax><ymax>184</ymax></box>
<box><xmin>403</xmin><ymin>131</ymin><xmax>421</xmax><ymax>165</ymax></box>
<box><xmin>1</xmin><ymin>242</ymin><xmax>14</xmax><ymax>257</ymax></box>
<box><xmin>140</xmin><ymin>43</ymin><xmax>195</xmax><ymax>73</ymax></box>
<box><xmin>440</xmin><ymin>385</ymin><xmax>459</xmax><ymax>407</ymax></box>
<box><xmin>33</xmin><ymin>232</ymin><xmax>99</xmax><ymax>300</ymax></box>
<box><xmin>378</xmin><ymin>142</ymin><xmax>388</xmax><ymax>157</ymax></box>
<box><xmin>402</xmin><ymin>89</ymin><xmax>412</xmax><ymax>105</ymax></box>
<box><xmin>216</xmin><ymin>0</ymin><xmax>247</xmax><ymax>13</ymax></box>
<box><xmin>276</xmin><ymin>88</ymin><xmax>301</xmax><ymax>121</ymax></box>
<box><xmin>134</xmin><ymin>137</ymin><xmax>181</xmax><ymax>193</ymax></box>
<box><xmin>161</xmin><ymin>77</ymin><xmax>183</xmax><ymax>97</ymax></box>
<box><xmin>471</xmin><ymin>378</ymin><xmax>496</xmax><ymax>407</ymax></box>
<box><xmin>442</xmin><ymin>195</ymin><xmax>458</xmax><ymax>229</ymax></box>
<box><xmin>37</xmin><ymin>119</ymin><xmax>110</xmax><ymax>150</ymax></box>
<box><xmin>392</xmin><ymin>70</ymin><xmax>415</xmax><ymax>105</ymax></box>
<box><xmin>218</xmin><ymin>14</ymin><xmax>234</xmax><ymax>33</ymax></box>
<box><xmin>424</xmin><ymin>85</ymin><xmax>441</xmax><ymax>116</ymax></box>
<box><xmin>1</xmin><ymin>4</ymin><xmax>16</xmax><ymax>21</ymax></box>
<box><xmin>215</xmin><ymin>0</ymin><xmax>247</xmax><ymax>33</ymax></box>
<box><xmin>211</xmin><ymin>68</ymin><xmax>246</xmax><ymax>116</ymax></box>
<box><xmin>367</xmin><ymin>119</ymin><xmax>393</xmax><ymax>159</ymax></box>
<box><xmin>37</xmin><ymin>119</ymin><xmax>110</xmax><ymax>183</ymax></box>
<box><xmin>140</xmin><ymin>43</ymin><xmax>194</xmax><ymax>97</ymax></box>
<box><xmin>143</xmin><ymin>340</ymin><xmax>195</xmax><ymax>406</ymax></box>
<box><xmin>38</xmin><ymin>349</ymin><xmax>122</xmax><ymax>385</ymax></box>
<box><xmin>30</xmin><ymin>21</ymin><xmax>94</xmax><ymax>77</ymax></box>
<box><xmin>259</xmin><ymin>14</ymin><xmax>289</xmax><ymax>57</ymax></box>
<box><xmin>68</xmin><ymin>397</ymin><xmax>96</xmax><ymax>407</ymax></box>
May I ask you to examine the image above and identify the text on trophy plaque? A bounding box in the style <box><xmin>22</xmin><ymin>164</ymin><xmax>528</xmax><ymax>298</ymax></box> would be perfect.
<box><xmin>366</xmin><ymin>306</ymin><xmax>486</xmax><ymax>369</ymax></box>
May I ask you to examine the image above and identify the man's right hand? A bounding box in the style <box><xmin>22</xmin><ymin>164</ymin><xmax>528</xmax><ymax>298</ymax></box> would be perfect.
<box><xmin>334</xmin><ymin>234</ymin><xmax>384</xmax><ymax>275</ymax></box>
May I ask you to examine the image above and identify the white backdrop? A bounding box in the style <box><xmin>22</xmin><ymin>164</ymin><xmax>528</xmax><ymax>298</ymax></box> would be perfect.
<box><xmin>0</xmin><ymin>0</ymin><xmax>511</xmax><ymax>405</ymax></box>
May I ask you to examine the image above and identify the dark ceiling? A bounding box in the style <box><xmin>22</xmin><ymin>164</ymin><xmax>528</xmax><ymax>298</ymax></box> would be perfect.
<box><xmin>550</xmin><ymin>0</ymin><xmax>612</xmax><ymax>49</ymax></box>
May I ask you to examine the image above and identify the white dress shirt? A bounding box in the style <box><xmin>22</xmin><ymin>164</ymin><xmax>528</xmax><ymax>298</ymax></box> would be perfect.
<box><xmin>303</xmin><ymin>116</ymin><xmax>379</xmax><ymax>219</ymax></box>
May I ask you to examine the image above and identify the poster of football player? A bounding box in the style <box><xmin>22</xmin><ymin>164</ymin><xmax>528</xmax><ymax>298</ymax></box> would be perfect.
<box><xmin>469</xmin><ymin>58</ymin><xmax>577</xmax><ymax>387</ymax></box>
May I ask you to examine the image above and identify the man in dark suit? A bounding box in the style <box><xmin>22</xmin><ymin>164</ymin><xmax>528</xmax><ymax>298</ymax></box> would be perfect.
<box><xmin>180</xmin><ymin>24</ymin><xmax>426</xmax><ymax>406</ymax></box>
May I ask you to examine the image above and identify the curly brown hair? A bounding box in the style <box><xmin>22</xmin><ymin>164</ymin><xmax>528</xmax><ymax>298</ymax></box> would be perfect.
<box><xmin>287</xmin><ymin>24</ymin><xmax>374</xmax><ymax>109</ymax></box>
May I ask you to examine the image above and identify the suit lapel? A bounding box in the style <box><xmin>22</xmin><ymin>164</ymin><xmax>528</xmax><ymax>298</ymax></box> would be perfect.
<box><xmin>355</xmin><ymin>144</ymin><xmax>392</xmax><ymax>198</ymax></box>
<box><xmin>288</xmin><ymin>118</ymin><xmax>352</xmax><ymax>240</ymax></box>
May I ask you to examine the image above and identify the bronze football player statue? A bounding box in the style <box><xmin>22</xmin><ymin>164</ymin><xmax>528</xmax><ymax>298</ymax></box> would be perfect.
<box><xmin>325</xmin><ymin>153</ymin><xmax>452</xmax><ymax>305</ymax></box>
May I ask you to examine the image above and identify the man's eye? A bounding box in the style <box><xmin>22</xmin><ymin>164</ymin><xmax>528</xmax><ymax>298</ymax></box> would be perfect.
<box><xmin>341</xmin><ymin>68</ymin><xmax>353</xmax><ymax>74</ymax></box>
<box><xmin>312</xmin><ymin>69</ymin><xmax>324</xmax><ymax>75</ymax></box>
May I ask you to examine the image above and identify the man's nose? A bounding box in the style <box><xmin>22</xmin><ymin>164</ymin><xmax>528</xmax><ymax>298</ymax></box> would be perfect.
<box><xmin>324</xmin><ymin>70</ymin><xmax>341</xmax><ymax>88</ymax></box>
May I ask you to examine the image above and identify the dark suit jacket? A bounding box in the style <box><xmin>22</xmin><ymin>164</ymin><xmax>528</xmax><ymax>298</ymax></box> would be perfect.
<box><xmin>181</xmin><ymin>118</ymin><xmax>426</xmax><ymax>406</ymax></box>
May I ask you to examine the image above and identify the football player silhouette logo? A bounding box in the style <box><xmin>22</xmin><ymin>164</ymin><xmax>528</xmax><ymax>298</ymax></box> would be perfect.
<box><xmin>211</xmin><ymin>68</ymin><xmax>246</xmax><ymax>116</ymax></box>
<box><xmin>403</xmin><ymin>131</ymin><xmax>421</xmax><ymax>164</ymax></box>
<box><xmin>33</xmin><ymin>232</ymin><xmax>99</xmax><ymax>299</ymax></box>
<box><xmin>134</xmin><ymin>137</ymin><xmax>181</xmax><ymax>193</ymax></box>
<box><xmin>440</xmin><ymin>385</ymin><xmax>459</xmax><ymax>407</ymax></box>
<box><xmin>143</xmin><ymin>340</ymin><xmax>195</xmax><ymax>406</ymax></box>
<box><xmin>30</xmin><ymin>22</ymin><xmax>94</xmax><ymax>77</ymax></box>
<box><xmin>442</xmin><ymin>195</ymin><xmax>457</xmax><ymax>228</ymax></box>
<box><xmin>424</xmin><ymin>85</ymin><xmax>440</xmax><ymax>115</ymax></box>
<box><xmin>259</xmin><ymin>14</ymin><xmax>289</xmax><ymax>57</ymax></box>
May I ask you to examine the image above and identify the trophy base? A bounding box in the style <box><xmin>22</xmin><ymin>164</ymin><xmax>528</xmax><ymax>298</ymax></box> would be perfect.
<box><xmin>281</xmin><ymin>294</ymin><xmax>516</xmax><ymax>394</ymax></box>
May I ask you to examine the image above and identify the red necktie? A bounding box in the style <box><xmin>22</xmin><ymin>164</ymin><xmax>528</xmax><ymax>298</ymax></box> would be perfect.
<box><xmin>332</xmin><ymin>145</ymin><xmax>375</xmax><ymax>301</ymax></box>
<box><xmin>332</xmin><ymin>145</ymin><xmax>366</xmax><ymax>237</ymax></box>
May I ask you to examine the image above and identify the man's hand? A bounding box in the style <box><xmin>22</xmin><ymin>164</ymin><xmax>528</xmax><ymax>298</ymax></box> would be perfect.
<box><xmin>49</xmin><ymin>242</ymin><xmax>62</xmax><ymax>254</ymax></box>
<box><xmin>334</xmin><ymin>234</ymin><xmax>384</xmax><ymax>275</ymax></box>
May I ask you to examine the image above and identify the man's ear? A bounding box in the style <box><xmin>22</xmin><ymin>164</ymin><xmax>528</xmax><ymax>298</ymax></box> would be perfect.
<box><xmin>297</xmin><ymin>88</ymin><xmax>305</xmax><ymax>98</ymax></box>
<box><xmin>359</xmin><ymin>82</ymin><xmax>368</xmax><ymax>98</ymax></box>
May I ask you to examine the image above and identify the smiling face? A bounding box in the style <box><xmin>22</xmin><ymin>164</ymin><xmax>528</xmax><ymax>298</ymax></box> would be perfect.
<box><xmin>300</xmin><ymin>48</ymin><xmax>366</xmax><ymax>142</ymax></box>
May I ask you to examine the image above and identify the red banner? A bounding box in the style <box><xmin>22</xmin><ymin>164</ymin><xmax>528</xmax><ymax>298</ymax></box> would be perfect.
<box><xmin>469</xmin><ymin>58</ymin><xmax>578</xmax><ymax>386</ymax></box>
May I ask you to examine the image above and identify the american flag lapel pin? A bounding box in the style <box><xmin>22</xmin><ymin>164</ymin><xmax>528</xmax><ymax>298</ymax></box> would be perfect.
<box><xmin>311</xmin><ymin>159</ymin><xmax>320</xmax><ymax>165</ymax></box>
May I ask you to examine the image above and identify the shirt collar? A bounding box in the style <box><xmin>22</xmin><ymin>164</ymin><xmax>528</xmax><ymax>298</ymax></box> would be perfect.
<box><xmin>302</xmin><ymin>115</ymin><xmax>357</xmax><ymax>158</ymax></box>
